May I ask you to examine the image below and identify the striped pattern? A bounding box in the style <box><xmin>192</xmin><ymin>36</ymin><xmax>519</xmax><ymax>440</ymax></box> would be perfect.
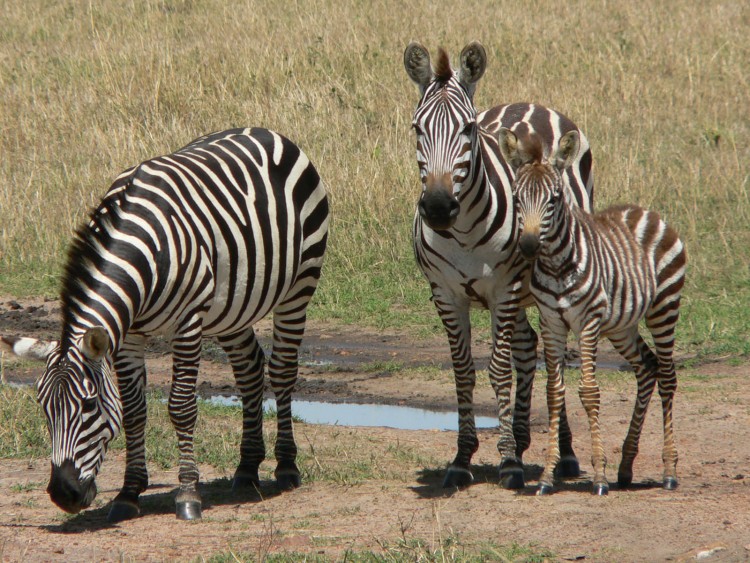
<box><xmin>504</xmin><ymin>128</ymin><xmax>686</xmax><ymax>494</ymax></box>
<box><xmin>7</xmin><ymin>128</ymin><xmax>329</xmax><ymax>519</ymax></box>
<box><xmin>404</xmin><ymin>42</ymin><xmax>594</xmax><ymax>488</ymax></box>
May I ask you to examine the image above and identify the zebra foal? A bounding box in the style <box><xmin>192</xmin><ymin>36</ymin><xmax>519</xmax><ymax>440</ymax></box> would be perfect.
<box><xmin>498</xmin><ymin>128</ymin><xmax>686</xmax><ymax>495</ymax></box>
<box><xmin>1</xmin><ymin>128</ymin><xmax>329</xmax><ymax>521</ymax></box>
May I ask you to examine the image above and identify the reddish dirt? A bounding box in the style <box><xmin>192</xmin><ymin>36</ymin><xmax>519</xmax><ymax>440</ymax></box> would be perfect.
<box><xmin>0</xmin><ymin>297</ymin><xmax>748</xmax><ymax>561</ymax></box>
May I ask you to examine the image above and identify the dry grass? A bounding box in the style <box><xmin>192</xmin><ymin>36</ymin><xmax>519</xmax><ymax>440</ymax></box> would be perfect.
<box><xmin>1</xmin><ymin>0</ymin><xmax>748</xmax><ymax>353</ymax></box>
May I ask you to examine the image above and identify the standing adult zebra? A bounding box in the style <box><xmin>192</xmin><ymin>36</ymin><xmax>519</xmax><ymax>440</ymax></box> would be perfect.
<box><xmin>403</xmin><ymin>41</ymin><xmax>594</xmax><ymax>488</ymax></box>
<box><xmin>1</xmin><ymin>127</ymin><xmax>329</xmax><ymax>521</ymax></box>
<box><xmin>499</xmin><ymin>127</ymin><xmax>686</xmax><ymax>495</ymax></box>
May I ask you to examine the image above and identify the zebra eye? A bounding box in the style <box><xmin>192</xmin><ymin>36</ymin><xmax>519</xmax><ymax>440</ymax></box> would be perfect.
<box><xmin>82</xmin><ymin>396</ymin><xmax>98</xmax><ymax>412</ymax></box>
<box><xmin>411</xmin><ymin>123</ymin><xmax>423</xmax><ymax>136</ymax></box>
<box><xmin>462</xmin><ymin>122</ymin><xmax>475</xmax><ymax>136</ymax></box>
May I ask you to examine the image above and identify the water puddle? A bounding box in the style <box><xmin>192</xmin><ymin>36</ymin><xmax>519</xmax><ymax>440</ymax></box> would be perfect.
<box><xmin>207</xmin><ymin>396</ymin><xmax>498</xmax><ymax>432</ymax></box>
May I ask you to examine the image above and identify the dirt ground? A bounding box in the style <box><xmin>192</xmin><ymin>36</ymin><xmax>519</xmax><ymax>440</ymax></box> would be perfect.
<box><xmin>0</xmin><ymin>297</ymin><xmax>748</xmax><ymax>562</ymax></box>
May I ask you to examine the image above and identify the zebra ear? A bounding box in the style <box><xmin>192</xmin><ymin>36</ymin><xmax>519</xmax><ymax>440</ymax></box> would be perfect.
<box><xmin>81</xmin><ymin>327</ymin><xmax>111</xmax><ymax>361</ymax></box>
<box><xmin>497</xmin><ymin>128</ymin><xmax>523</xmax><ymax>170</ymax></box>
<box><xmin>0</xmin><ymin>335</ymin><xmax>57</xmax><ymax>361</ymax></box>
<box><xmin>458</xmin><ymin>41</ymin><xmax>486</xmax><ymax>98</ymax></box>
<box><xmin>554</xmin><ymin>130</ymin><xmax>581</xmax><ymax>170</ymax></box>
<box><xmin>404</xmin><ymin>42</ymin><xmax>433</xmax><ymax>95</ymax></box>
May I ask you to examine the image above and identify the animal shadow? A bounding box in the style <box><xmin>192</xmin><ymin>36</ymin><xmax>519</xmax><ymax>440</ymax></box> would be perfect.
<box><xmin>41</xmin><ymin>477</ymin><xmax>283</xmax><ymax>532</ymax></box>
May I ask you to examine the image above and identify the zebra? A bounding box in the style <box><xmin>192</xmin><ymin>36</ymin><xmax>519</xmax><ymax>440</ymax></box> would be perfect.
<box><xmin>403</xmin><ymin>41</ymin><xmax>594</xmax><ymax>489</ymax></box>
<box><xmin>498</xmin><ymin>127</ymin><xmax>686</xmax><ymax>495</ymax></box>
<box><xmin>0</xmin><ymin>127</ymin><xmax>329</xmax><ymax>521</ymax></box>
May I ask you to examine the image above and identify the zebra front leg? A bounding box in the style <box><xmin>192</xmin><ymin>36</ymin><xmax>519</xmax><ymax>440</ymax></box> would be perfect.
<box><xmin>217</xmin><ymin>329</ymin><xmax>266</xmax><ymax>490</ymax></box>
<box><xmin>169</xmin><ymin>332</ymin><xmax>203</xmax><ymax>520</ymax></box>
<box><xmin>537</xmin><ymin>325</ymin><xmax>568</xmax><ymax>495</ymax></box>
<box><xmin>578</xmin><ymin>320</ymin><xmax>608</xmax><ymax>495</ymax></box>
<box><xmin>435</xmin><ymin>298</ymin><xmax>478</xmax><ymax>488</ymax></box>
<box><xmin>490</xmin><ymin>304</ymin><xmax>524</xmax><ymax>489</ymax></box>
<box><xmin>109</xmin><ymin>335</ymin><xmax>149</xmax><ymax>523</ymax></box>
<box><xmin>512</xmin><ymin>310</ymin><xmax>580</xmax><ymax>478</ymax></box>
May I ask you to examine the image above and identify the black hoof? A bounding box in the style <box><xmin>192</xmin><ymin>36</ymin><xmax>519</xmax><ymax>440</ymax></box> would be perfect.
<box><xmin>442</xmin><ymin>466</ymin><xmax>473</xmax><ymax>488</ymax></box>
<box><xmin>176</xmin><ymin>500</ymin><xmax>202</xmax><ymax>520</ymax></box>
<box><xmin>107</xmin><ymin>500</ymin><xmax>140</xmax><ymax>523</ymax></box>
<box><xmin>663</xmin><ymin>476</ymin><xmax>678</xmax><ymax>490</ymax></box>
<box><xmin>499</xmin><ymin>459</ymin><xmax>525</xmax><ymax>490</ymax></box>
<box><xmin>555</xmin><ymin>456</ymin><xmax>581</xmax><ymax>479</ymax></box>
<box><xmin>232</xmin><ymin>472</ymin><xmax>260</xmax><ymax>491</ymax></box>
<box><xmin>617</xmin><ymin>473</ymin><xmax>633</xmax><ymax>488</ymax></box>
<box><xmin>537</xmin><ymin>483</ymin><xmax>554</xmax><ymax>496</ymax></box>
<box><xmin>275</xmin><ymin>470</ymin><xmax>301</xmax><ymax>491</ymax></box>
<box><xmin>592</xmin><ymin>483</ymin><xmax>609</xmax><ymax>496</ymax></box>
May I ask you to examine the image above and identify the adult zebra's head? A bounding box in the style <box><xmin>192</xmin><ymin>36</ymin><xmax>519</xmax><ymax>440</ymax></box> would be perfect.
<box><xmin>404</xmin><ymin>41</ymin><xmax>486</xmax><ymax>231</ymax></box>
<box><xmin>498</xmin><ymin>128</ymin><xmax>581</xmax><ymax>261</ymax></box>
<box><xmin>3</xmin><ymin>327</ymin><xmax>122</xmax><ymax>514</ymax></box>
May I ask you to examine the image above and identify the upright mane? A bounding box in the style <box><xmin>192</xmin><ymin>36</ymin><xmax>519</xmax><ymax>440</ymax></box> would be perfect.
<box><xmin>434</xmin><ymin>47</ymin><xmax>453</xmax><ymax>83</ymax></box>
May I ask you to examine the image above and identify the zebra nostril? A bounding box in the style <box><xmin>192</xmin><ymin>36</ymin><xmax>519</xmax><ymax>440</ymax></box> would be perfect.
<box><xmin>449</xmin><ymin>199</ymin><xmax>460</xmax><ymax>219</ymax></box>
<box><xmin>519</xmin><ymin>233</ymin><xmax>541</xmax><ymax>259</ymax></box>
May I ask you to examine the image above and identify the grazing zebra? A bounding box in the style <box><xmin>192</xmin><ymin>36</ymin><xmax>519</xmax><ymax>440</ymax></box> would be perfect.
<box><xmin>403</xmin><ymin>41</ymin><xmax>594</xmax><ymax>488</ymax></box>
<box><xmin>1</xmin><ymin>127</ymin><xmax>329</xmax><ymax>521</ymax></box>
<box><xmin>498</xmin><ymin>127</ymin><xmax>686</xmax><ymax>495</ymax></box>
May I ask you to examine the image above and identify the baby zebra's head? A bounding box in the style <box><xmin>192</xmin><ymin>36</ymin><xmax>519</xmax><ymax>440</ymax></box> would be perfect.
<box><xmin>497</xmin><ymin>128</ymin><xmax>581</xmax><ymax>261</ymax></box>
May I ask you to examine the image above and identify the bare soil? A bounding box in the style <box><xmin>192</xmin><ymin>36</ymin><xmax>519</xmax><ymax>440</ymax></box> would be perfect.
<box><xmin>0</xmin><ymin>298</ymin><xmax>748</xmax><ymax>562</ymax></box>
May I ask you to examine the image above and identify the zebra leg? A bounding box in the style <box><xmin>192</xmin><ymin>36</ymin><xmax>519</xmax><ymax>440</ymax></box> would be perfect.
<box><xmin>510</xmin><ymin>309</ymin><xmax>535</xmax><ymax>460</ymax></box>
<box><xmin>268</xmin><ymin>305</ymin><xmax>306</xmax><ymax>491</ymax></box>
<box><xmin>490</xmin><ymin>303</ymin><xmax>524</xmax><ymax>489</ymax></box>
<box><xmin>217</xmin><ymin>329</ymin><xmax>266</xmax><ymax>490</ymax></box>
<box><xmin>646</xmin><ymin>308</ymin><xmax>680</xmax><ymax>490</ymax></box>
<box><xmin>434</xmin><ymin>297</ymin><xmax>478</xmax><ymax>488</ymax></box>
<box><xmin>578</xmin><ymin>319</ymin><xmax>608</xmax><ymax>495</ymax></box>
<box><xmin>168</xmin><ymin>330</ymin><xmax>203</xmax><ymax>520</ymax></box>
<box><xmin>537</xmin><ymin>324</ymin><xmax>568</xmax><ymax>495</ymax></box>
<box><xmin>609</xmin><ymin>331</ymin><xmax>657</xmax><ymax>488</ymax></box>
<box><xmin>511</xmin><ymin>310</ymin><xmax>580</xmax><ymax>478</ymax></box>
<box><xmin>108</xmin><ymin>335</ymin><xmax>149</xmax><ymax>523</ymax></box>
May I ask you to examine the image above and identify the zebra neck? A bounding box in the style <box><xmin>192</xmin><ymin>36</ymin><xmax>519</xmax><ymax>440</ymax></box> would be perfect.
<box><xmin>538</xmin><ymin>203</ymin><xmax>582</xmax><ymax>274</ymax></box>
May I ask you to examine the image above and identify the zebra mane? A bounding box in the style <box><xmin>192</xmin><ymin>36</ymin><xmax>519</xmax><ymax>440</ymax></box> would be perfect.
<box><xmin>433</xmin><ymin>47</ymin><xmax>453</xmax><ymax>83</ymax></box>
<box><xmin>59</xmin><ymin>179</ymin><xmax>130</xmax><ymax>348</ymax></box>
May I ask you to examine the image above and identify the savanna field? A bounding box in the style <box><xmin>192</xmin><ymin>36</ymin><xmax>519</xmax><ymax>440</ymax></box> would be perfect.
<box><xmin>0</xmin><ymin>1</ymin><xmax>749</xmax><ymax>561</ymax></box>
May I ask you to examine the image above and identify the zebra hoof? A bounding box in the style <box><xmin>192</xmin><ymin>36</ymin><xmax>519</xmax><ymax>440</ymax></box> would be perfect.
<box><xmin>442</xmin><ymin>466</ymin><xmax>473</xmax><ymax>488</ymax></box>
<box><xmin>108</xmin><ymin>500</ymin><xmax>140</xmax><ymax>523</ymax></box>
<box><xmin>275</xmin><ymin>470</ymin><xmax>301</xmax><ymax>491</ymax></box>
<box><xmin>663</xmin><ymin>477</ymin><xmax>679</xmax><ymax>491</ymax></box>
<box><xmin>592</xmin><ymin>483</ymin><xmax>609</xmax><ymax>496</ymax></box>
<box><xmin>555</xmin><ymin>456</ymin><xmax>581</xmax><ymax>479</ymax></box>
<box><xmin>499</xmin><ymin>459</ymin><xmax>525</xmax><ymax>490</ymax></box>
<box><xmin>536</xmin><ymin>483</ymin><xmax>554</xmax><ymax>496</ymax></box>
<box><xmin>617</xmin><ymin>471</ymin><xmax>633</xmax><ymax>488</ymax></box>
<box><xmin>232</xmin><ymin>470</ymin><xmax>260</xmax><ymax>491</ymax></box>
<box><xmin>176</xmin><ymin>500</ymin><xmax>202</xmax><ymax>520</ymax></box>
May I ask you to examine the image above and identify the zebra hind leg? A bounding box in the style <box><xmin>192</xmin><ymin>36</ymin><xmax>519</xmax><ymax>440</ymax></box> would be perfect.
<box><xmin>217</xmin><ymin>329</ymin><xmax>267</xmax><ymax>492</ymax></box>
<box><xmin>268</xmin><ymin>305</ymin><xmax>309</xmax><ymax>491</ymax></box>
<box><xmin>609</xmin><ymin>331</ymin><xmax>657</xmax><ymax>489</ymax></box>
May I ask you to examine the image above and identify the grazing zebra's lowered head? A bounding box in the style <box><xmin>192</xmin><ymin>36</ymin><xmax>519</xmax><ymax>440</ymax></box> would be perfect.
<box><xmin>2</xmin><ymin>329</ymin><xmax>123</xmax><ymax>514</ymax></box>
<box><xmin>404</xmin><ymin>41</ymin><xmax>486</xmax><ymax>230</ymax></box>
<box><xmin>497</xmin><ymin>127</ymin><xmax>582</xmax><ymax>261</ymax></box>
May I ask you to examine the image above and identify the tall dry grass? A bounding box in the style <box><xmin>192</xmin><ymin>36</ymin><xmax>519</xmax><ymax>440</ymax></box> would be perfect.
<box><xmin>1</xmin><ymin>0</ymin><xmax>748</xmax><ymax>353</ymax></box>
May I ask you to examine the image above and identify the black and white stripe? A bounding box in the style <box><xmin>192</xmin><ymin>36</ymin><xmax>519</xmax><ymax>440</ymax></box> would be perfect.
<box><xmin>3</xmin><ymin>127</ymin><xmax>328</xmax><ymax>520</ymax></box>
<box><xmin>499</xmin><ymin>127</ymin><xmax>686</xmax><ymax>495</ymax></box>
<box><xmin>404</xmin><ymin>42</ymin><xmax>594</xmax><ymax>488</ymax></box>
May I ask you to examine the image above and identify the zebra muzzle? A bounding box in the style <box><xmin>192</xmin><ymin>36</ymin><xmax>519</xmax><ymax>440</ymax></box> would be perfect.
<box><xmin>418</xmin><ymin>190</ymin><xmax>460</xmax><ymax>230</ymax></box>
<box><xmin>519</xmin><ymin>233</ymin><xmax>541</xmax><ymax>260</ymax></box>
<box><xmin>47</xmin><ymin>460</ymin><xmax>98</xmax><ymax>513</ymax></box>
